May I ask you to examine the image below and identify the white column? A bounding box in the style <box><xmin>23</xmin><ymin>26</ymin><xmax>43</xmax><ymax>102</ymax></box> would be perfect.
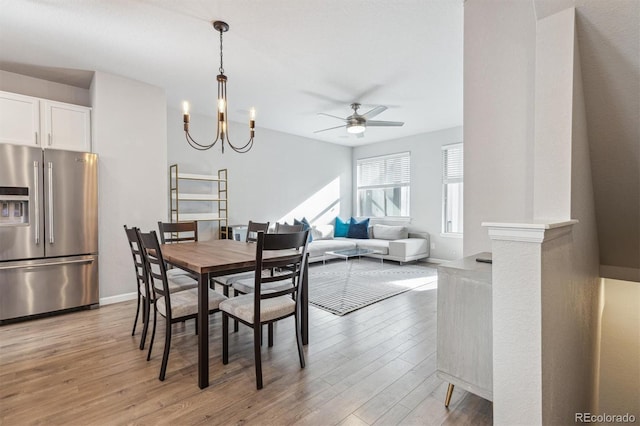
<box><xmin>482</xmin><ymin>220</ymin><xmax>577</xmax><ymax>425</ymax></box>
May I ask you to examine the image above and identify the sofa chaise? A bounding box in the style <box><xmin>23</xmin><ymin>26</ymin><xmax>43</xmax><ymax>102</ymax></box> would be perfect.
<box><xmin>308</xmin><ymin>223</ymin><xmax>430</xmax><ymax>264</ymax></box>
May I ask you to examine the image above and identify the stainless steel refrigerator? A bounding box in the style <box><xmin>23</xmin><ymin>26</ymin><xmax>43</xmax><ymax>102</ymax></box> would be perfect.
<box><xmin>0</xmin><ymin>143</ymin><xmax>98</xmax><ymax>322</ymax></box>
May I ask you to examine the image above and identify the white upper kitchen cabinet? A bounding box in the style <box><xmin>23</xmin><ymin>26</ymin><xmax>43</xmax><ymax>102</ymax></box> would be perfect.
<box><xmin>0</xmin><ymin>90</ymin><xmax>92</xmax><ymax>152</ymax></box>
<box><xmin>0</xmin><ymin>91</ymin><xmax>40</xmax><ymax>147</ymax></box>
<box><xmin>41</xmin><ymin>100</ymin><xmax>91</xmax><ymax>152</ymax></box>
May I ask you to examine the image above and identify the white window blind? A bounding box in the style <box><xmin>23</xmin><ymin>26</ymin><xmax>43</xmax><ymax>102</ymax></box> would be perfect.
<box><xmin>357</xmin><ymin>152</ymin><xmax>410</xmax><ymax>217</ymax></box>
<box><xmin>357</xmin><ymin>152</ymin><xmax>410</xmax><ymax>188</ymax></box>
<box><xmin>442</xmin><ymin>143</ymin><xmax>463</xmax><ymax>184</ymax></box>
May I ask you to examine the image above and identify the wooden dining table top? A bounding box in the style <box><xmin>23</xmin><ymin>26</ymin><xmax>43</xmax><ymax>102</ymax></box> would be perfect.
<box><xmin>160</xmin><ymin>239</ymin><xmax>299</xmax><ymax>276</ymax></box>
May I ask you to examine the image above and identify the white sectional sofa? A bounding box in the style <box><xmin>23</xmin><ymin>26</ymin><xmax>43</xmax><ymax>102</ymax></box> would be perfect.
<box><xmin>308</xmin><ymin>223</ymin><xmax>430</xmax><ymax>264</ymax></box>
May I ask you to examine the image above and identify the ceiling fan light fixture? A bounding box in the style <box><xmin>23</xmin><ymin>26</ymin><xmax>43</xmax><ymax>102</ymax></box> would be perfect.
<box><xmin>347</xmin><ymin>124</ymin><xmax>366</xmax><ymax>134</ymax></box>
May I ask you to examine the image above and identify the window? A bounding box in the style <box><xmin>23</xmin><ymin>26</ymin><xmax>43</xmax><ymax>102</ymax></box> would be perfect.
<box><xmin>442</xmin><ymin>143</ymin><xmax>463</xmax><ymax>234</ymax></box>
<box><xmin>357</xmin><ymin>152</ymin><xmax>410</xmax><ymax>218</ymax></box>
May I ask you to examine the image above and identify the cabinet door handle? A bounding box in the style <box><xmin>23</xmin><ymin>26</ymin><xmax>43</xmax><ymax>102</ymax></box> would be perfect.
<box><xmin>35</xmin><ymin>131</ymin><xmax>38</xmax><ymax>145</ymax></box>
<box><xmin>48</xmin><ymin>133</ymin><xmax>52</xmax><ymax>146</ymax></box>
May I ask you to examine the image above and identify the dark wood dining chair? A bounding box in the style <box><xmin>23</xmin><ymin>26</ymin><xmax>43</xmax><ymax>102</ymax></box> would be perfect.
<box><xmin>245</xmin><ymin>220</ymin><xmax>270</xmax><ymax>242</ymax></box>
<box><xmin>220</xmin><ymin>230</ymin><xmax>309</xmax><ymax>389</ymax></box>
<box><xmin>211</xmin><ymin>220</ymin><xmax>271</xmax><ymax>295</ymax></box>
<box><xmin>125</xmin><ymin>225</ymin><xmax>199</xmax><ymax>351</ymax></box>
<box><xmin>157</xmin><ymin>221</ymin><xmax>198</xmax><ymax>244</ymax></box>
<box><xmin>137</xmin><ymin>229</ymin><xmax>227</xmax><ymax>381</ymax></box>
<box><xmin>157</xmin><ymin>221</ymin><xmax>199</xmax><ymax>279</ymax></box>
<box><xmin>274</xmin><ymin>222</ymin><xmax>304</xmax><ymax>234</ymax></box>
<box><xmin>124</xmin><ymin>225</ymin><xmax>151</xmax><ymax>350</ymax></box>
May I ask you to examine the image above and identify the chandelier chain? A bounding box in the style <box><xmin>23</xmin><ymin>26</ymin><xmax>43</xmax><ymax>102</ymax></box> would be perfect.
<box><xmin>219</xmin><ymin>28</ymin><xmax>224</xmax><ymax>74</ymax></box>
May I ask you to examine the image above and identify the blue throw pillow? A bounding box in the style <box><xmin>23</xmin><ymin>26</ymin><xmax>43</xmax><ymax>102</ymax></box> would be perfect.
<box><xmin>347</xmin><ymin>217</ymin><xmax>370</xmax><ymax>239</ymax></box>
<box><xmin>294</xmin><ymin>217</ymin><xmax>313</xmax><ymax>242</ymax></box>
<box><xmin>334</xmin><ymin>217</ymin><xmax>350</xmax><ymax>238</ymax></box>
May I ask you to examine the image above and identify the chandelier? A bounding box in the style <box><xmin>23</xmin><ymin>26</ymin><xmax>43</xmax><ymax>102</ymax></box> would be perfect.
<box><xmin>182</xmin><ymin>20</ymin><xmax>255</xmax><ymax>154</ymax></box>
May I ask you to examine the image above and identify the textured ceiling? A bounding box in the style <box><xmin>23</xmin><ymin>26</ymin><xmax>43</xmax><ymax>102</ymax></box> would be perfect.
<box><xmin>0</xmin><ymin>0</ymin><xmax>463</xmax><ymax>147</ymax></box>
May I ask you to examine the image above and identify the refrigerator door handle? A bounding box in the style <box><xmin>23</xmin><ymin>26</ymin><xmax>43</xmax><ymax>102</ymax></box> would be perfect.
<box><xmin>0</xmin><ymin>258</ymin><xmax>95</xmax><ymax>271</ymax></box>
<box><xmin>33</xmin><ymin>160</ymin><xmax>40</xmax><ymax>244</ymax></box>
<box><xmin>48</xmin><ymin>161</ymin><xmax>54</xmax><ymax>244</ymax></box>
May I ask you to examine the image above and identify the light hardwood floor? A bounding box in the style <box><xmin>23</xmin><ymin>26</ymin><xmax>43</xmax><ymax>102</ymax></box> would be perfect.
<box><xmin>0</xmin><ymin>273</ymin><xmax>492</xmax><ymax>425</ymax></box>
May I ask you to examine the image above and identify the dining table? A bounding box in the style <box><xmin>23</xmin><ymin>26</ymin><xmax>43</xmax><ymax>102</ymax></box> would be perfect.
<box><xmin>160</xmin><ymin>239</ymin><xmax>309</xmax><ymax>389</ymax></box>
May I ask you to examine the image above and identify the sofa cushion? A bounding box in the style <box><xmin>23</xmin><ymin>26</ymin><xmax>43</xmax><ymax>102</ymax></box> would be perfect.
<box><xmin>347</xmin><ymin>217</ymin><xmax>369</xmax><ymax>239</ymax></box>
<box><xmin>372</xmin><ymin>224</ymin><xmax>408</xmax><ymax>240</ymax></box>
<box><xmin>294</xmin><ymin>217</ymin><xmax>313</xmax><ymax>242</ymax></box>
<box><xmin>311</xmin><ymin>224</ymin><xmax>334</xmax><ymax>240</ymax></box>
<box><xmin>334</xmin><ymin>217</ymin><xmax>350</xmax><ymax>237</ymax></box>
<box><xmin>354</xmin><ymin>238</ymin><xmax>390</xmax><ymax>255</ymax></box>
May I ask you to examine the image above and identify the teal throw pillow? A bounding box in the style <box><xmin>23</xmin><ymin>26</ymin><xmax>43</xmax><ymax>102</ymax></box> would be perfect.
<box><xmin>347</xmin><ymin>217</ymin><xmax>370</xmax><ymax>239</ymax></box>
<box><xmin>294</xmin><ymin>217</ymin><xmax>313</xmax><ymax>242</ymax></box>
<box><xmin>334</xmin><ymin>217</ymin><xmax>350</xmax><ymax>237</ymax></box>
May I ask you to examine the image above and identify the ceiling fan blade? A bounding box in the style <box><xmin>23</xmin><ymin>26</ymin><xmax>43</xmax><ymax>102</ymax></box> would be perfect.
<box><xmin>366</xmin><ymin>120</ymin><xmax>404</xmax><ymax>127</ymax></box>
<box><xmin>314</xmin><ymin>124</ymin><xmax>347</xmax><ymax>134</ymax></box>
<box><xmin>317</xmin><ymin>112</ymin><xmax>347</xmax><ymax>121</ymax></box>
<box><xmin>361</xmin><ymin>105</ymin><xmax>387</xmax><ymax>119</ymax></box>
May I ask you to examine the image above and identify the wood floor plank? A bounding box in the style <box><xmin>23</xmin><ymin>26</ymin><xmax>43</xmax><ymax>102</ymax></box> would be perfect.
<box><xmin>0</xmin><ymin>268</ymin><xmax>492</xmax><ymax>426</ymax></box>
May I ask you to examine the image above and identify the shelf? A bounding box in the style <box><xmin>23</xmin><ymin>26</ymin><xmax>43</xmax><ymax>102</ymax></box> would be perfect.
<box><xmin>176</xmin><ymin>213</ymin><xmax>223</xmax><ymax>221</ymax></box>
<box><xmin>171</xmin><ymin>172</ymin><xmax>225</xmax><ymax>182</ymax></box>
<box><xmin>171</xmin><ymin>193</ymin><xmax>223</xmax><ymax>201</ymax></box>
<box><xmin>169</xmin><ymin>164</ymin><xmax>228</xmax><ymax>239</ymax></box>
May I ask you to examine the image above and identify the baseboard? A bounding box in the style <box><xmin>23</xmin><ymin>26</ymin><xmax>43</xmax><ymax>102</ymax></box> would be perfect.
<box><xmin>100</xmin><ymin>292</ymin><xmax>137</xmax><ymax>306</ymax></box>
<box><xmin>421</xmin><ymin>257</ymin><xmax>449</xmax><ymax>264</ymax></box>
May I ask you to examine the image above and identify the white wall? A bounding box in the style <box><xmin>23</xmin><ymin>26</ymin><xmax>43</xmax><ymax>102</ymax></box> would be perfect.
<box><xmin>463</xmin><ymin>0</ymin><xmax>536</xmax><ymax>256</ymax></box>
<box><xmin>352</xmin><ymin>126</ymin><xmax>463</xmax><ymax>261</ymax></box>
<box><xmin>0</xmin><ymin>69</ymin><xmax>91</xmax><ymax>106</ymax></box>
<box><xmin>167</xmin><ymin>106</ymin><xmax>352</xmax><ymax>240</ymax></box>
<box><xmin>91</xmin><ymin>71</ymin><xmax>167</xmax><ymax>302</ymax></box>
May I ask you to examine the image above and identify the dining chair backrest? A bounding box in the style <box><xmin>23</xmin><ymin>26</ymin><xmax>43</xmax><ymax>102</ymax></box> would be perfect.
<box><xmin>246</xmin><ymin>221</ymin><xmax>270</xmax><ymax>242</ymax></box>
<box><xmin>124</xmin><ymin>225</ymin><xmax>148</xmax><ymax>296</ymax></box>
<box><xmin>274</xmin><ymin>222</ymin><xmax>304</xmax><ymax>234</ymax></box>
<box><xmin>253</xmin><ymin>230</ymin><xmax>309</xmax><ymax>303</ymax></box>
<box><xmin>137</xmin><ymin>229</ymin><xmax>172</xmax><ymax>312</ymax></box>
<box><xmin>157</xmin><ymin>221</ymin><xmax>198</xmax><ymax>244</ymax></box>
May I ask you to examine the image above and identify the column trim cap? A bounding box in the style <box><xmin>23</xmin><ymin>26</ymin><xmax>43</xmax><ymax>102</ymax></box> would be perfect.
<box><xmin>482</xmin><ymin>220</ymin><xmax>578</xmax><ymax>243</ymax></box>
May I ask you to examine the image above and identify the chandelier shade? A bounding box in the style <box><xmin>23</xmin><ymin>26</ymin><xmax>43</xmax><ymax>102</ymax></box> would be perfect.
<box><xmin>182</xmin><ymin>20</ymin><xmax>255</xmax><ymax>154</ymax></box>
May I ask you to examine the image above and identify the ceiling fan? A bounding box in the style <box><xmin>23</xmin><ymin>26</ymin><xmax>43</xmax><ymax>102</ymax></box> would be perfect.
<box><xmin>314</xmin><ymin>103</ymin><xmax>404</xmax><ymax>137</ymax></box>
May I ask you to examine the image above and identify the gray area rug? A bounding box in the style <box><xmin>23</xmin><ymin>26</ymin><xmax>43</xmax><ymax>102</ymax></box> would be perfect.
<box><xmin>308</xmin><ymin>258</ymin><xmax>438</xmax><ymax>316</ymax></box>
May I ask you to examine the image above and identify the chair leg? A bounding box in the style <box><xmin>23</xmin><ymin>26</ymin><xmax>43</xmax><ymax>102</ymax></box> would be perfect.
<box><xmin>139</xmin><ymin>296</ymin><xmax>150</xmax><ymax>350</ymax></box>
<box><xmin>268</xmin><ymin>323</ymin><xmax>274</xmax><ymax>347</ymax></box>
<box><xmin>254</xmin><ymin>324</ymin><xmax>263</xmax><ymax>390</ymax></box>
<box><xmin>147</xmin><ymin>304</ymin><xmax>158</xmax><ymax>361</ymax></box>
<box><xmin>159</xmin><ymin>319</ymin><xmax>172</xmax><ymax>381</ymax></box>
<box><xmin>445</xmin><ymin>383</ymin><xmax>455</xmax><ymax>407</ymax></box>
<box><xmin>233</xmin><ymin>289</ymin><xmax>240</xmax><ymax>333</ymax></box>
<box><xmin>132</xmin><ymin>291</ymin><xmax>141</xmax><ymax>336</ymax></box>
<box><xmin>222</xmin><ymin>313</ymin><xmax>229</xmax><ymax>365</ymax></box>
<box><xmin>295</xmin><ymin>313</ymin><xmax>305</xmax><ymax>368</ymax></box>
